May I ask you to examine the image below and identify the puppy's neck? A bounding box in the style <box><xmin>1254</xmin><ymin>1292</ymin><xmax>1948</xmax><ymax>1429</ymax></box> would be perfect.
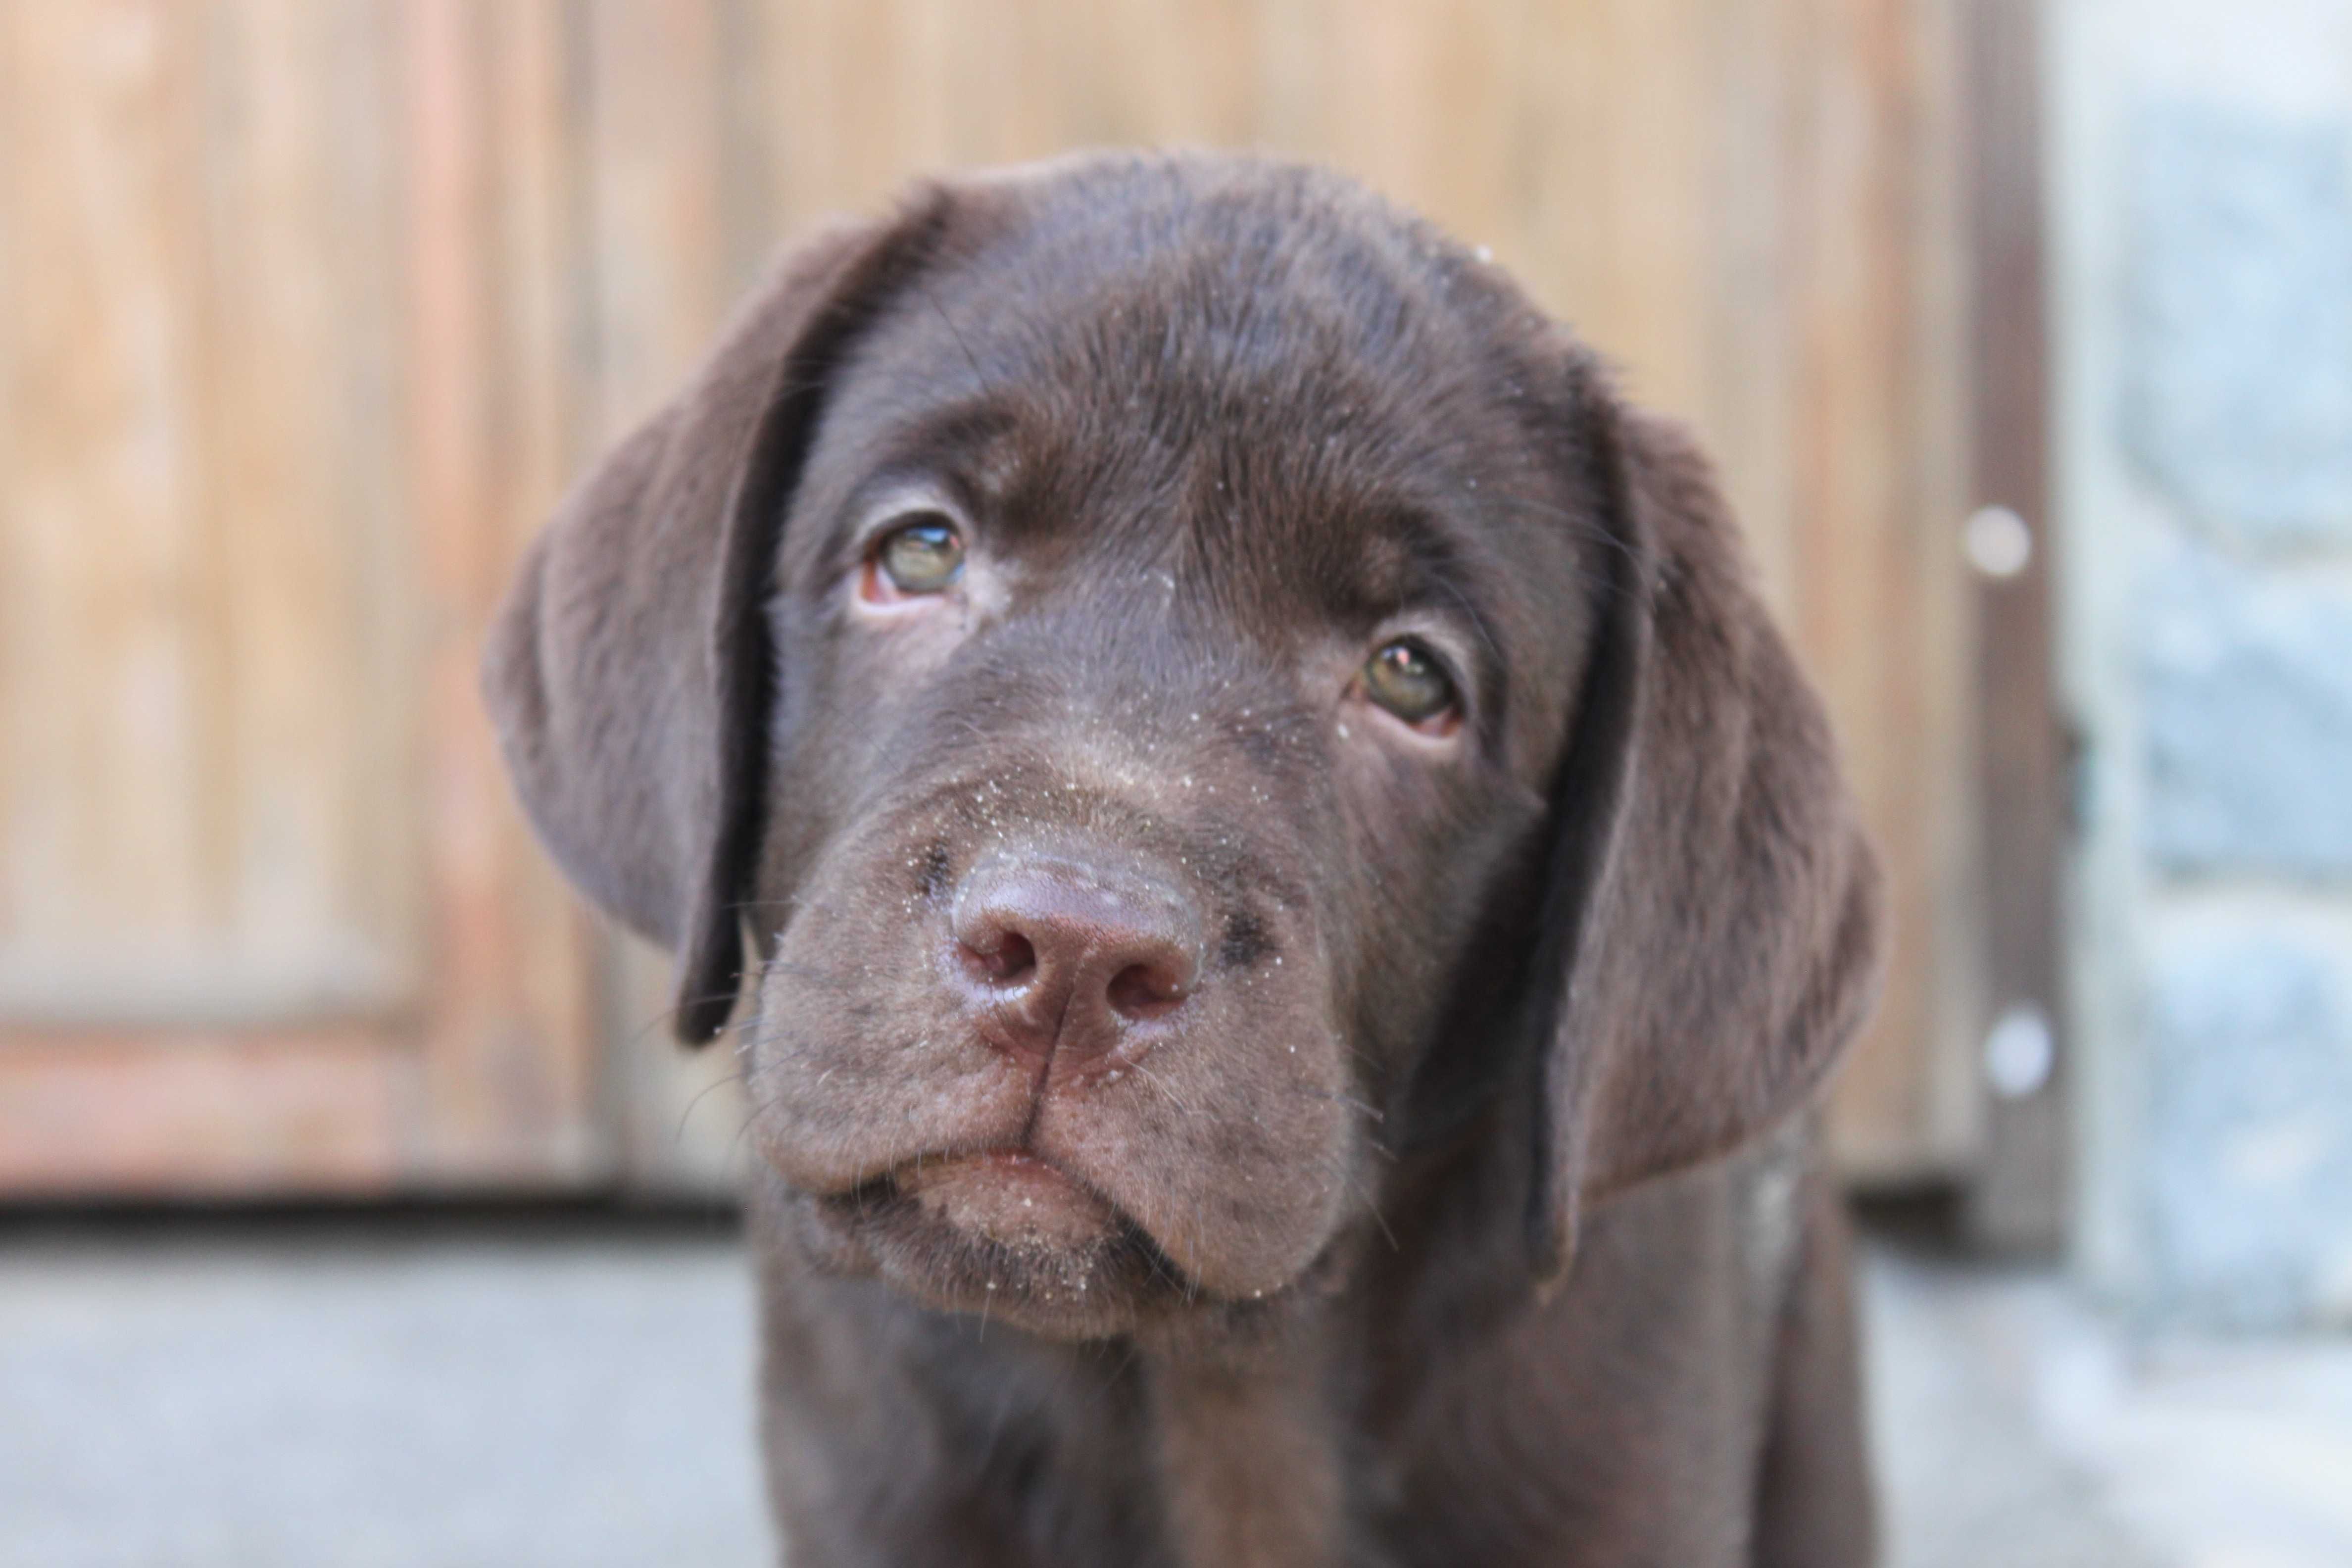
<box><xmin>1140</xmin><ymin>1108</ymin><xmax>1538</xmax><ymax>1568</ymax></box>
<box><xmin>1144</xmin><ymin>1322</ymin><xmax>1348</xmax><ymax>1568</ymax></box>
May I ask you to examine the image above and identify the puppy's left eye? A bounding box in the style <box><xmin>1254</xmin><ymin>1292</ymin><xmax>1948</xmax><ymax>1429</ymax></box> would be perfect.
<box><xmin>1362</xmin><ymin>639</ymin><xmax>1458</xmax><ymax>728</ymax></box>
<box><xmin>872</xmin><ymin>515</ymin><xmax>965</xmax><ymax>596</ymax></box>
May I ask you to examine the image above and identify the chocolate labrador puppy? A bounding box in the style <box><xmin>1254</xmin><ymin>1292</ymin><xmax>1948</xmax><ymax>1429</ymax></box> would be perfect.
<box><xmin>486</xmin><ymin>151</ymin><xmax>1883</xmax><ymax>1567</ymax></box>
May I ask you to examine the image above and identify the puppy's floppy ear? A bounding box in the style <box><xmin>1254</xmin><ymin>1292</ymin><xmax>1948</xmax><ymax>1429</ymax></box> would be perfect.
<box><xmin>483</xmin><ymin>191</ymin><xmax>953</xmax><ymax>1044</ymax></box>
<box><xmin>1519</xmin><ymin>372</ymin><xmax>1885</xmax><ymax>1287</ymax></box>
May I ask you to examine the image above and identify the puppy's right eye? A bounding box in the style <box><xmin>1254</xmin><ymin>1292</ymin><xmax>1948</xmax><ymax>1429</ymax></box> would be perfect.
<box><xmin>1361</xmin><ymin>638</ymin><xmax>1458</xmax><ymax>729</ymax></box>
<box><xmin>867</xmin><ymin>515</ymin><xmax>965</xmax><ymax>600</ymax></box>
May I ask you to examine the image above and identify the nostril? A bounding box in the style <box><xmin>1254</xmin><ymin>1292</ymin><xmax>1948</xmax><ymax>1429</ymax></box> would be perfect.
<box><xmin>1106</xmin><ymin>958</ymin><xmax>1189</xmax><ymax>1022</ymax></box>
<box><xmin>948</xmin><ymin>854</ymin><xmax>1205</xmax><ymax>1051</ymax></box>
<box><xmin>961</xmin><ymin>930</ymin><xmax>1036</xmax><ymax>987</ymax></box>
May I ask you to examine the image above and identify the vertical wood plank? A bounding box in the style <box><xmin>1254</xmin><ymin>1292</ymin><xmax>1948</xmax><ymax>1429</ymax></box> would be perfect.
<box><xmin>0</xmin><ymin>0</ymin><xmax>421</xmax><ymax>1022</ymax></box>
<box><xmin>0</xmin><ymin>0</ymin><xmax>215</xmax><ymax>986</ymax></box>
<box><xmin>200</xmin><ymin>0</ymin><xmax>417</xmax><ymax>1008</ymax></box>
<box><xmin>1701</xmin><ymin>0</ymin><xmax>1799</xmax><ymax>614</ymax></box>
<box><xmin>403</xmin><ymin>0</ymin><xmax>605</xmax><ymax>1181</ymax></box>
<box><xmin>1961</xmin><ymin>0</ymin><xmax>2064</xmax><ymax>1247</ymax></box>
<box><xmin>579</xmin><ymin>0</ymin><xmax>727</xmax><ymax>436</ymax></box>
<box><xmin>1898</xmin><ymin>0</ymin><xmax>1986</xmax><ymax>1184</ymax></box>
<box><xmin>1776</xmin><ymin>0</ymin><xmax>1982</xmax><ymax>1184</ymax></box>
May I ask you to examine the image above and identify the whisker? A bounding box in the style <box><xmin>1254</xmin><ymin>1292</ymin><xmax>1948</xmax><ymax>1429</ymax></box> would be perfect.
<box><xmin>1124</xmin><ymin>1059</ymin><xmax>1203</xmax><ymax>1123</ymax></box>
<box><xmin>673</xmin><ymin>1068</ymin><xmax>751</xmax><ymax>1145</ymax></box>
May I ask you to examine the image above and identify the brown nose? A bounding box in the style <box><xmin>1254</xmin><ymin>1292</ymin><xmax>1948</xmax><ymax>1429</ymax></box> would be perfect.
<box><xmin>949</xmin><ymin>854</ymin><xmax>1202</xmax><ymax>1065</ymax></box>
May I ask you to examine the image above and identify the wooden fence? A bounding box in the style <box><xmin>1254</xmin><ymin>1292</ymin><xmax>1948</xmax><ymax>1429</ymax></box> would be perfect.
<box><xmin>0</xmin><ymin>0</ymin><xmax>1982</xmax><ymax>1195</ymax></box>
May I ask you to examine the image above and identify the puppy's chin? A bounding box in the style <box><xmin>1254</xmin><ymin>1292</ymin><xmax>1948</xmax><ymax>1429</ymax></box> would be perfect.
<box><xmin>797</xmin><ymin>1153</ymin><xmax>1201</xmax><ymax>1340</ymax></box>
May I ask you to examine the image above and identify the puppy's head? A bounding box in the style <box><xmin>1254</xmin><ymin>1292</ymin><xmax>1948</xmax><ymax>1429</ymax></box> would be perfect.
<box><xmin>486</xmin><ymin>154</ymin><xmax>1881</xmax><ymax>1340</ymax></box>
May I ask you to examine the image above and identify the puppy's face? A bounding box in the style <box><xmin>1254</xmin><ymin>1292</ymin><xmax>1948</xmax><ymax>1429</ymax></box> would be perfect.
<box><xmin>743</xmin><ymin>196</ymin><xmax>1597</xmax><ymax>1337</ymax></box>
<box><xmin>486</xmin><ymin>155</ymin><xmax>1880</xmax><ymax>1351</ymax></box>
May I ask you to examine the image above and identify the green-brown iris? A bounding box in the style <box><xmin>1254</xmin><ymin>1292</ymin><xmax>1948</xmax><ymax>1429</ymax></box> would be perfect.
<box><xmin>1362</xmin><ymin>639</ymin><xmax>1456</xmax><ymax>726</ymax></box>
<box><xmin>876</xmin><ymin>517</ymin><xmax>965</xmax><ymax>594</ymax></box>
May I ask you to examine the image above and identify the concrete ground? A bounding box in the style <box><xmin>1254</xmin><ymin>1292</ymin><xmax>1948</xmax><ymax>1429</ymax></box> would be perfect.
<box><xmin>2</xmin><ymin>1210</ymin><xmax>2346</xmax><ymax>1568</ymax></box>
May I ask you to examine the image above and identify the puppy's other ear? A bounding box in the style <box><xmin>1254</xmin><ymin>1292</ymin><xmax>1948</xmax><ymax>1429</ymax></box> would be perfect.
<box><xmin>483</xmin><ymin>192</ymin><xmax>953</xmax><ymax>1044</ymax></box>
<box><xmin>1521</xmin><ymin>375</ymin><xmax>1884</xmax><ymax>1286</ymax></box>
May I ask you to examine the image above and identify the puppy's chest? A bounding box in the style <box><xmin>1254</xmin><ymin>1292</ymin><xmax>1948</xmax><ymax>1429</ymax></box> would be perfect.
<box><xmin>918</xmin><ymin>1325</ymin><xmax>1769</xmax><ymax>1568</ymax></box>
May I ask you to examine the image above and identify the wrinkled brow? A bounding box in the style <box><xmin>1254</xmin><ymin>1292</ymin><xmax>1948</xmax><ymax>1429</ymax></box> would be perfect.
<box><xmin>1317</xmin><ymin>502</ymin><xmax>1507</xmax><ymax>661</ymax></box>
<box><xmin>802</xmin><ymin>399</ymin><xmax>1029</xmax><ymax>564</ymax></box>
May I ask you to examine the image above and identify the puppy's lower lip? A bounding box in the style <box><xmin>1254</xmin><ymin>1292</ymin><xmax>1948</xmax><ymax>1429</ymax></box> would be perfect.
<box><xmin>892</xmin><ymin>1152</ymin><xmax>1117</xmax><ymax>1248</ymax></box>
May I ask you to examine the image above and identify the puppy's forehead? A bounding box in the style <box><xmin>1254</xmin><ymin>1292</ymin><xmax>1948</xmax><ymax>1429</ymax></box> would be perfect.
<box><xmin>795</xmin><ymin>161</ymin><xmax>1592</xmax><ymax>634</ymax></box>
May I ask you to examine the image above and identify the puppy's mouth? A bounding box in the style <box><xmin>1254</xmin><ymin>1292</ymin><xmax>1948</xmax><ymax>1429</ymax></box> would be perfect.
<box><xmin>894</xmin><ymin>1151</ymin><xmax>1119</xmax><ymax>1246</ymax></box>
<box><xmin>816</xmin><ymin>1151</ymin><xmax>1197</xmax><ymax>1335</ymax></box>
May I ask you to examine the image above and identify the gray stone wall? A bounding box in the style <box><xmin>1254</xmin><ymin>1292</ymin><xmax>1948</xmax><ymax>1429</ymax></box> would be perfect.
<box><xmin>2059</xmin><ymin>0</ymin><xmax>2352</xmax><ymax>1329</ymax></box>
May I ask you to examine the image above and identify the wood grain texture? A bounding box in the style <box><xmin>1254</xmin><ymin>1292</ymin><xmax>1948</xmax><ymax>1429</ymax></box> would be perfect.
<box><xmin>0</xmin><ymin>1029</ymin><xmax>410</xmax><ymax>1196</ymax></box>
<box><xmin>402</xmin><ymin>0</ymin><xmax>607</xmax><ymax>1182</ymax></box>
<box><xmin>0</xmin><ymin>1</ymin><xmax>417</xmax><ymax>1024</ymax></box>
<box><xmin>1</xmin><ymin>0</ymin><xmax>1983</xmax><ymax>1195</ymax></box>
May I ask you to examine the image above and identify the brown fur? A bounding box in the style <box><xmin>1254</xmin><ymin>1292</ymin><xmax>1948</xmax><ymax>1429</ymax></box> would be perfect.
<box><xmin>486</xmin><ymin>151</ymin><xmax>1885</xmax><ymax>1567</ymax></box>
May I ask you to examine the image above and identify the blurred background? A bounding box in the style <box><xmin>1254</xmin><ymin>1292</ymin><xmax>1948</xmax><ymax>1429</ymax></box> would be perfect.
<box><xmin>0</xmin><ymin>0</ymin><xmax>2346</xmax><ymax>1564</ymax></box>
